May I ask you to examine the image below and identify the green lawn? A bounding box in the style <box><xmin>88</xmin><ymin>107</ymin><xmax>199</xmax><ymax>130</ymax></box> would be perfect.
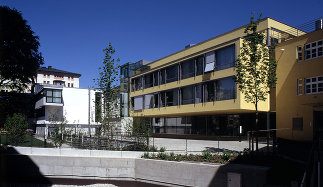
<box><xmin>0</xmin><ymin>134</ymin><xmax>54</xmax><ymax>147</ymax></box>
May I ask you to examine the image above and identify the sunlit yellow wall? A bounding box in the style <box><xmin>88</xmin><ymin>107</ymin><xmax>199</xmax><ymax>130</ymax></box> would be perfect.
<box><xmin>130</xmin><ymin>18</ymin><xmax>298</xmax><ymax>118</ymax></box>
<box><xmin>276</xmin><ymin>29</ymin><xmax>323</xmax><ymax>141</ymax></box>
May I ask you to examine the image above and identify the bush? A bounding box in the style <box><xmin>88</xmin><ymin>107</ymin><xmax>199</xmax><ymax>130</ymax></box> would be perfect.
<box><xmin>159</xmin><ymin>147</ymin><xmax>166</xmax><ymax>152</ymax></box>
<box><xmin>220</xmin><ymin>150</ymin><xmax>233</xmax><ymax>161</ymax></box>
<box><xmin>4</xmin><ymin>113</ymin><xmax>28</xmax><ymax>145</ymax></box>
<box><xmin>202</xmin><ymin>150</ymin><xmax>212</xmax><ymax>160</ymax></box>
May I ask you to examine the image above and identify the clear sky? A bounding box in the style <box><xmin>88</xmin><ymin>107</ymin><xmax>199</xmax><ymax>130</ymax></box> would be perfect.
<box><xmin>2</xmin><ymin>0</ymin><xmax>323</xmax><ymax>88</ymax></box>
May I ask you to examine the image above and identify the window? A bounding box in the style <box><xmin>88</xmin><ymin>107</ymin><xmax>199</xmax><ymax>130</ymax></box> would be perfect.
<box><xmin>305</xmin><ymin>76</ymin><xmax>323</xmax><ymax>94</ymax></box>
<box><xmin>47</xmin><ymin>81</ymin><xmax>50</xmax><ymax>84</ymax></box>
<box><xmin>160</xmin><ymin>91</ymin><xmax>166</xmax><ymax>107</ymax></box>
<box><xmin>154</xmin><ymin>93</ymin><xmax>159</xmax><ymax>108</ymax></box>
<box><xmin>71</xmin><ymin>83</ymin><xmax>74</xmax><ymax>87</ymax></box>
<box><xmin>166</xmin><ymin>65</ymin><xmax>178</xmax><ymax>83</ymax></box>
<box><xmin>144</xmin><ymin>73</ymin><xmax>153</xmax><ymax>89</ymax></box>
<box><xmin>43</xmin><ymin>81</ymin><xmax>46</xmax><ymax>84</ymax></box>
<box><xmin>153</xmin><ymin>71</ymin><xmax>159</xmax><ymax>86</ymax></box>
<box><xmin>134</xmin><ymin>96</ymin><xmax>143</xmax><ymax>110</ymax></box>
<box><xmin>215</xmin><ymin>44</ymin><xmax>235</xmax><ymax>70</ymax></box>
<box><xmin>166</xmin><ymin>89</ymin><xmax>178</xmax><ymax>106</ymax></box>
<box><xmin>297</xmin><ymin>46</ymin><xmax>302</xmax><ymax>61</ymax></box>
<box><xmin>144</xmin><ymin>94</ymin><xmax>154</xmax><ymax>109</ymax></box>
<box><xmin>68</xmin><ymin>83</ymin><xmax>70</xmax><ymax>87</ymax></box>
<box><xmin>292</xmin><ymin>117</ymin><xmax>303</xmax><ymax>130</ymax></box>
<box><xmin>195</xmin><ymin>84</ymin><xmax>203</xmax><ymax>103</ymax></box>
<box><xmin>304</xmin><ymin>40</ymin><xmax>323</xmax><ymax>60</ymax></box>
<box><xmin>297</xmin><ymin>79</ymin><xmax>303</xmax><ymax>96</ymax></box>
<box><xmin>204</xmin><ymin>51</ymin><xmax>215</xmax><ymax>72</ymax></box>
<box><xmin>181</xmin><ymin>85</ymin><xmax>195</xmax><ymax>105</ymax></box>
<box><xmin>195</xmin><ymin>56</ymin><xmax>204</xmax><ymax>76</ymax></box>
<box><xmin>181</xmin><ymin>59</ymin><xmax>194</xmax><ymax>79</ymax></box>
<box><xmin>46</xmin><ymin>89</ymin><xmax>62</xmax><ymax>103</ymax></box>
<box><xmin>215</xmin><ymin>77</ymin><xmax>236</xmax><ymax>101</ymax></box>
<box><xmin>160</xmin><ymin>69</ymin><xmax>166</xmax><ymax>85</ymax></box>
<box><xmin>204</xmin><ymin>81</ymin><xmax>215</xmax><ymax>102</ymax></box>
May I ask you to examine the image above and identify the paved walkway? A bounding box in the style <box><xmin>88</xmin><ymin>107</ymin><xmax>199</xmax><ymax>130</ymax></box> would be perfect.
<box><xmin>149</xmin><ymin>137</ymin><xmax>271</xmax><ymax>154</ymax></box>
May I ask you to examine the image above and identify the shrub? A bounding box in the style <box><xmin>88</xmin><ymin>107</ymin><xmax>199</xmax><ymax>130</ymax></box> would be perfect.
<box><xmin>149</xmin><ymin>145</ymin><xmax>157</xmax><ymax>152</ymax></box>
<box><xmin>220</xmin><ymin>150</ymin><xmax>234</xmax><ymax>161</ymax></box>
<box><xmin>159</xmin><ymin>147</ymin><xmax>166</xmax><ymax>152</ymax></box>
<box><xmin>4</xmin><ymin>113</ymin><xmax>28</xmax><ymax>145</ymax></box>
<box><xmin>157</xmin><ymin>152</ymin><xmax>167</xmax><ymax>160</ymax></box>
<box><xmin>142</xmin><ymin>152</ymin><xmax>150</xmax><ymax>158</ymax></box>
<box><xmin>202</xmin><ymin>150</ymin><xmax>212</xmax><ymax>160</ymax></box>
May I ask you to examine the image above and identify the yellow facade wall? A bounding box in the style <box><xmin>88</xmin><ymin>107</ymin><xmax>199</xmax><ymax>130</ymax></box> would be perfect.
<box><xmin>276</xmin><ymin>29</ymin><xmax>323</xmax><ymax>141</ymax></box>
<box><xmin>130</xmin><ymin>18</ymin><xmax>298</xmax><ymax>118</ymax></box>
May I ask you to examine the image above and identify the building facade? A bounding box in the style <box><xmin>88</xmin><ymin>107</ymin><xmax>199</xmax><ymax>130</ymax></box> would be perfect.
<box><xmin>129</xmin><ymin>18</ymin><xmax>299</xmax><ymax>138</ymax></box>
<box><xmin>34</xmin><ymin>83</ymin><xmax>102</xmax><ymax>136</ymax></box>
<box><xmin>36</xmin><ymin>66</ymin><xmax>81</xmax><ymax>88</ymax></box>
<box><xmin>275</xmin><ymin>21</ymin><xmax>323</xmax><ymax>141</ymax></box>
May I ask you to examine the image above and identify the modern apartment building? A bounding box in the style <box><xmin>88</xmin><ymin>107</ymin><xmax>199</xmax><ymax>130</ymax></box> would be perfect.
<box><xmin>34</xmin><ymin>83</ymin><xmax>103</xmax><ymax>136</ymax></box>
<box><xmin>129</xmin><ymin>18</ymin><xmax>300</xmax><ymax>138</ymax></box>
<box><xmin>275</xmin><ymin>19</ymin><xmax>323</xmax><ymax>142</ymax></box>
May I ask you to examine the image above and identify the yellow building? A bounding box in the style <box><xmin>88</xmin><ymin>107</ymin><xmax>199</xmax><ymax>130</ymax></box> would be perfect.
<box><xmin>129</xmin><ymin>18</ymin><xmax>299</xmax><ymax>138</ymax></box>
<box><xmin>276</xmin><ymin>24</ymin><xmax>323</xmax><ymax>142</ymax></box>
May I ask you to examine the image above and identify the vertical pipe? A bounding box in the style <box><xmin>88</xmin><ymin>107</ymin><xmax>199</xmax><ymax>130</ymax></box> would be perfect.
<box><xmin>88</xmin><ymin>86</ymin><xmax>91</xmax><ymax>137</ymax></box>
<box><xmin>267</xmin><ymin>112</ymin><xmax>270</xmax><ymax>153</ymax></box>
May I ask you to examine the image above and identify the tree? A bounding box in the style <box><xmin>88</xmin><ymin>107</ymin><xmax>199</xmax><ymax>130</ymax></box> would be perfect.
<box><xmin>94</xmin><ymin>42</ymin><xmax>120</xmax><ymax>138</ymax></box>
<box><xmin>0</xmin><ymin>6</ymin><xmax>43</xmax><ymax>92</ymax></box>
<box><xmin>235</xmin><ymin>14</ymin><xmax>277</xmax><ymax>151</ymax></box>
<box><xmin>4</xmin><ymin>113</ymin><xmax>29</xmax><ymax>145</ymax></box>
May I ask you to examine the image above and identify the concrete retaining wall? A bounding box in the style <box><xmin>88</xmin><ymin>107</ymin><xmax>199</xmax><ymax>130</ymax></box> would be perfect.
<box><xmin>7</xmin><ymin>147</ymin><xmax>269</xmax><ymax>187</ymax></box>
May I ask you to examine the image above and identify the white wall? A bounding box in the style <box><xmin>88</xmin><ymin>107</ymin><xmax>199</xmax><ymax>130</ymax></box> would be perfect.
<box><xmin>63</xmin><ymin>88</ymin><xmax>90</xmax><ymax>124</ymax></box>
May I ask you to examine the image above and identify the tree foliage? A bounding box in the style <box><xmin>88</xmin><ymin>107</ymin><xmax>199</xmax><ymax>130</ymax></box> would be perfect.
<box><xmin>94</xmin><ymin>42</ymin><xmax>120</xmax><ymax>136</ymax></box>
<box><xmin>4</xmin><ymin>113</ymin><xmax>28</xmax><ymax>145</ymax></box>
<box><xmin>235</xmin><ymin>14</ymin><xmax>277</xmax><ymax>108</ymax></box>
<box><xmin>0</xmin><ymin>6</ymin><xmax>43</xmax><ymax>92</ymax></box>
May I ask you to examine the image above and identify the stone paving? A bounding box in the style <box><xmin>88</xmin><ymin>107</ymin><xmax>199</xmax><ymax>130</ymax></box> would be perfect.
<box><xmin>149</xmin><ymin>137</ymin><xmax>271</xmax><ymax>154</ymax></box>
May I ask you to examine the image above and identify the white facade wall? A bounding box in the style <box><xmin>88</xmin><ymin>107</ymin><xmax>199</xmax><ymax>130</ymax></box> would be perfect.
<box><xmin>62</xmin><ymin>88</ymin><xmax>98</xmax><ymax>125</ymax></box>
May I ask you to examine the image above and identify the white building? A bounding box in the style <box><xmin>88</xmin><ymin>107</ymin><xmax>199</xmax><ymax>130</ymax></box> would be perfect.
<box><xmin>34</xmin><ymin>83</ymin><xmax>102</xmax><ymax>136</ymax></box>
<box><xmin>36</xmin><ymin>66</ymin><xmax>81</xmax><ymax>88</ymax></box>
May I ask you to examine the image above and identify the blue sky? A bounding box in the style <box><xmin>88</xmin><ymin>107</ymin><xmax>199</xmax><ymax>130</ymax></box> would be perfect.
<box><xmin>2</xmin><ymin>0</ymin><xmax>323</xmax><ymax>88</ymax></box>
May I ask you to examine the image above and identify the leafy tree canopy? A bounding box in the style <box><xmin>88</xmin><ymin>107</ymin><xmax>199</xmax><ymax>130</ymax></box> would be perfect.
<box><xmin>0</xmin><ymin>6</ymin><xmax>43</xmax><ymax>92</ymax></box>
<box><xmin>235</xmin><ymin>13</ymin><xmax>277</xmax><ymax>106</ymax></box>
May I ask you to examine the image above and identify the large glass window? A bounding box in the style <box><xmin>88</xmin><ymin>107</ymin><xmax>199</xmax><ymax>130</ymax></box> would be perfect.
<box><xmin>144</xmin><ymin>94</ymin><xmax>154</xmax><ymax>109</ymax></box>
<box><xmin>181</xmin><ymin>85</ymin><xmax>195</xmax><ymax>105</ymax></box>
<box><xmin>160</xmin><ymin>69</ymin><xmax>166</xmax><ymax>85</ymax></box>
<box><xmin>195</xmin><ymin>56</ymin><xmax>204</xmax><ymax>76</ymax></box>
<box><xmin>166</xmin><ymin>65</ymin><xmax>178</xmax><ymax>83</ymax></box>
<box><xmin>160</xmin><ymin>91</ymin><xmax>166</xmax><ymax>107</ymax></box>
<box><xmin>195</xmin><ymin>84</ymin><xmax>203</xmax><ymax>103</ymax></box>
<box><xmin>204</xmin><ymin>81</ymin><xmax>215</xmax><ymax>102</ymax></box>
<box><xmin>204</xmin><ymin>51</ymin><xmax>215</xmax><ymax>72</ymax></box>
<box><xmin>134</xmin><ymin>96</ymin><xmax>143</xmax><ymax>110</ymax></box>
<box><xmin>166</xmin><ymin>89</ymin><xmax>178</xmax><ymax>106</ymax></box>
<box><xmin>153</xmin><ymin>71</ymin><xmax>159</xmax><ymax>86</ymax></box>
<box><xmin>215</xmin><ymin>44</ymin><xmax>235</xmax><ymax>70</ymax></box>
<box><xmin>181</xmin><ymin>59</ymin><xmax>195</xmax><ymax>79</ymax></box>
<box><xmin>154</xmin><ymin>93</ymin><xmax>159</xmax><ymax>108</ymax></box>
<box><xmin>46</xmin><ymin>89</ymin><xmax>62</xmax><ymax>103</ymax></box>
<box><xmin>144</xmin><ymin>73</ymin><xmax>153</xmax><ymax>89</ymax></box>
<box><xmin>215</xmin><ymin>77</ymin><xmax>236</xmax><ymax>100</ymax></box>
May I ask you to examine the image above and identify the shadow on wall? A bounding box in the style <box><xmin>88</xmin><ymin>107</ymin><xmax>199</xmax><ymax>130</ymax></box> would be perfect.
<box><xmin>208</xmin><ymin>145</ymin><xmax>306</xmax><ymax>186</ymax></box>
<box><xmin>1</xmin><ymin>147</ymin><xmax>52</xmax><ymax>186</ymax></box>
